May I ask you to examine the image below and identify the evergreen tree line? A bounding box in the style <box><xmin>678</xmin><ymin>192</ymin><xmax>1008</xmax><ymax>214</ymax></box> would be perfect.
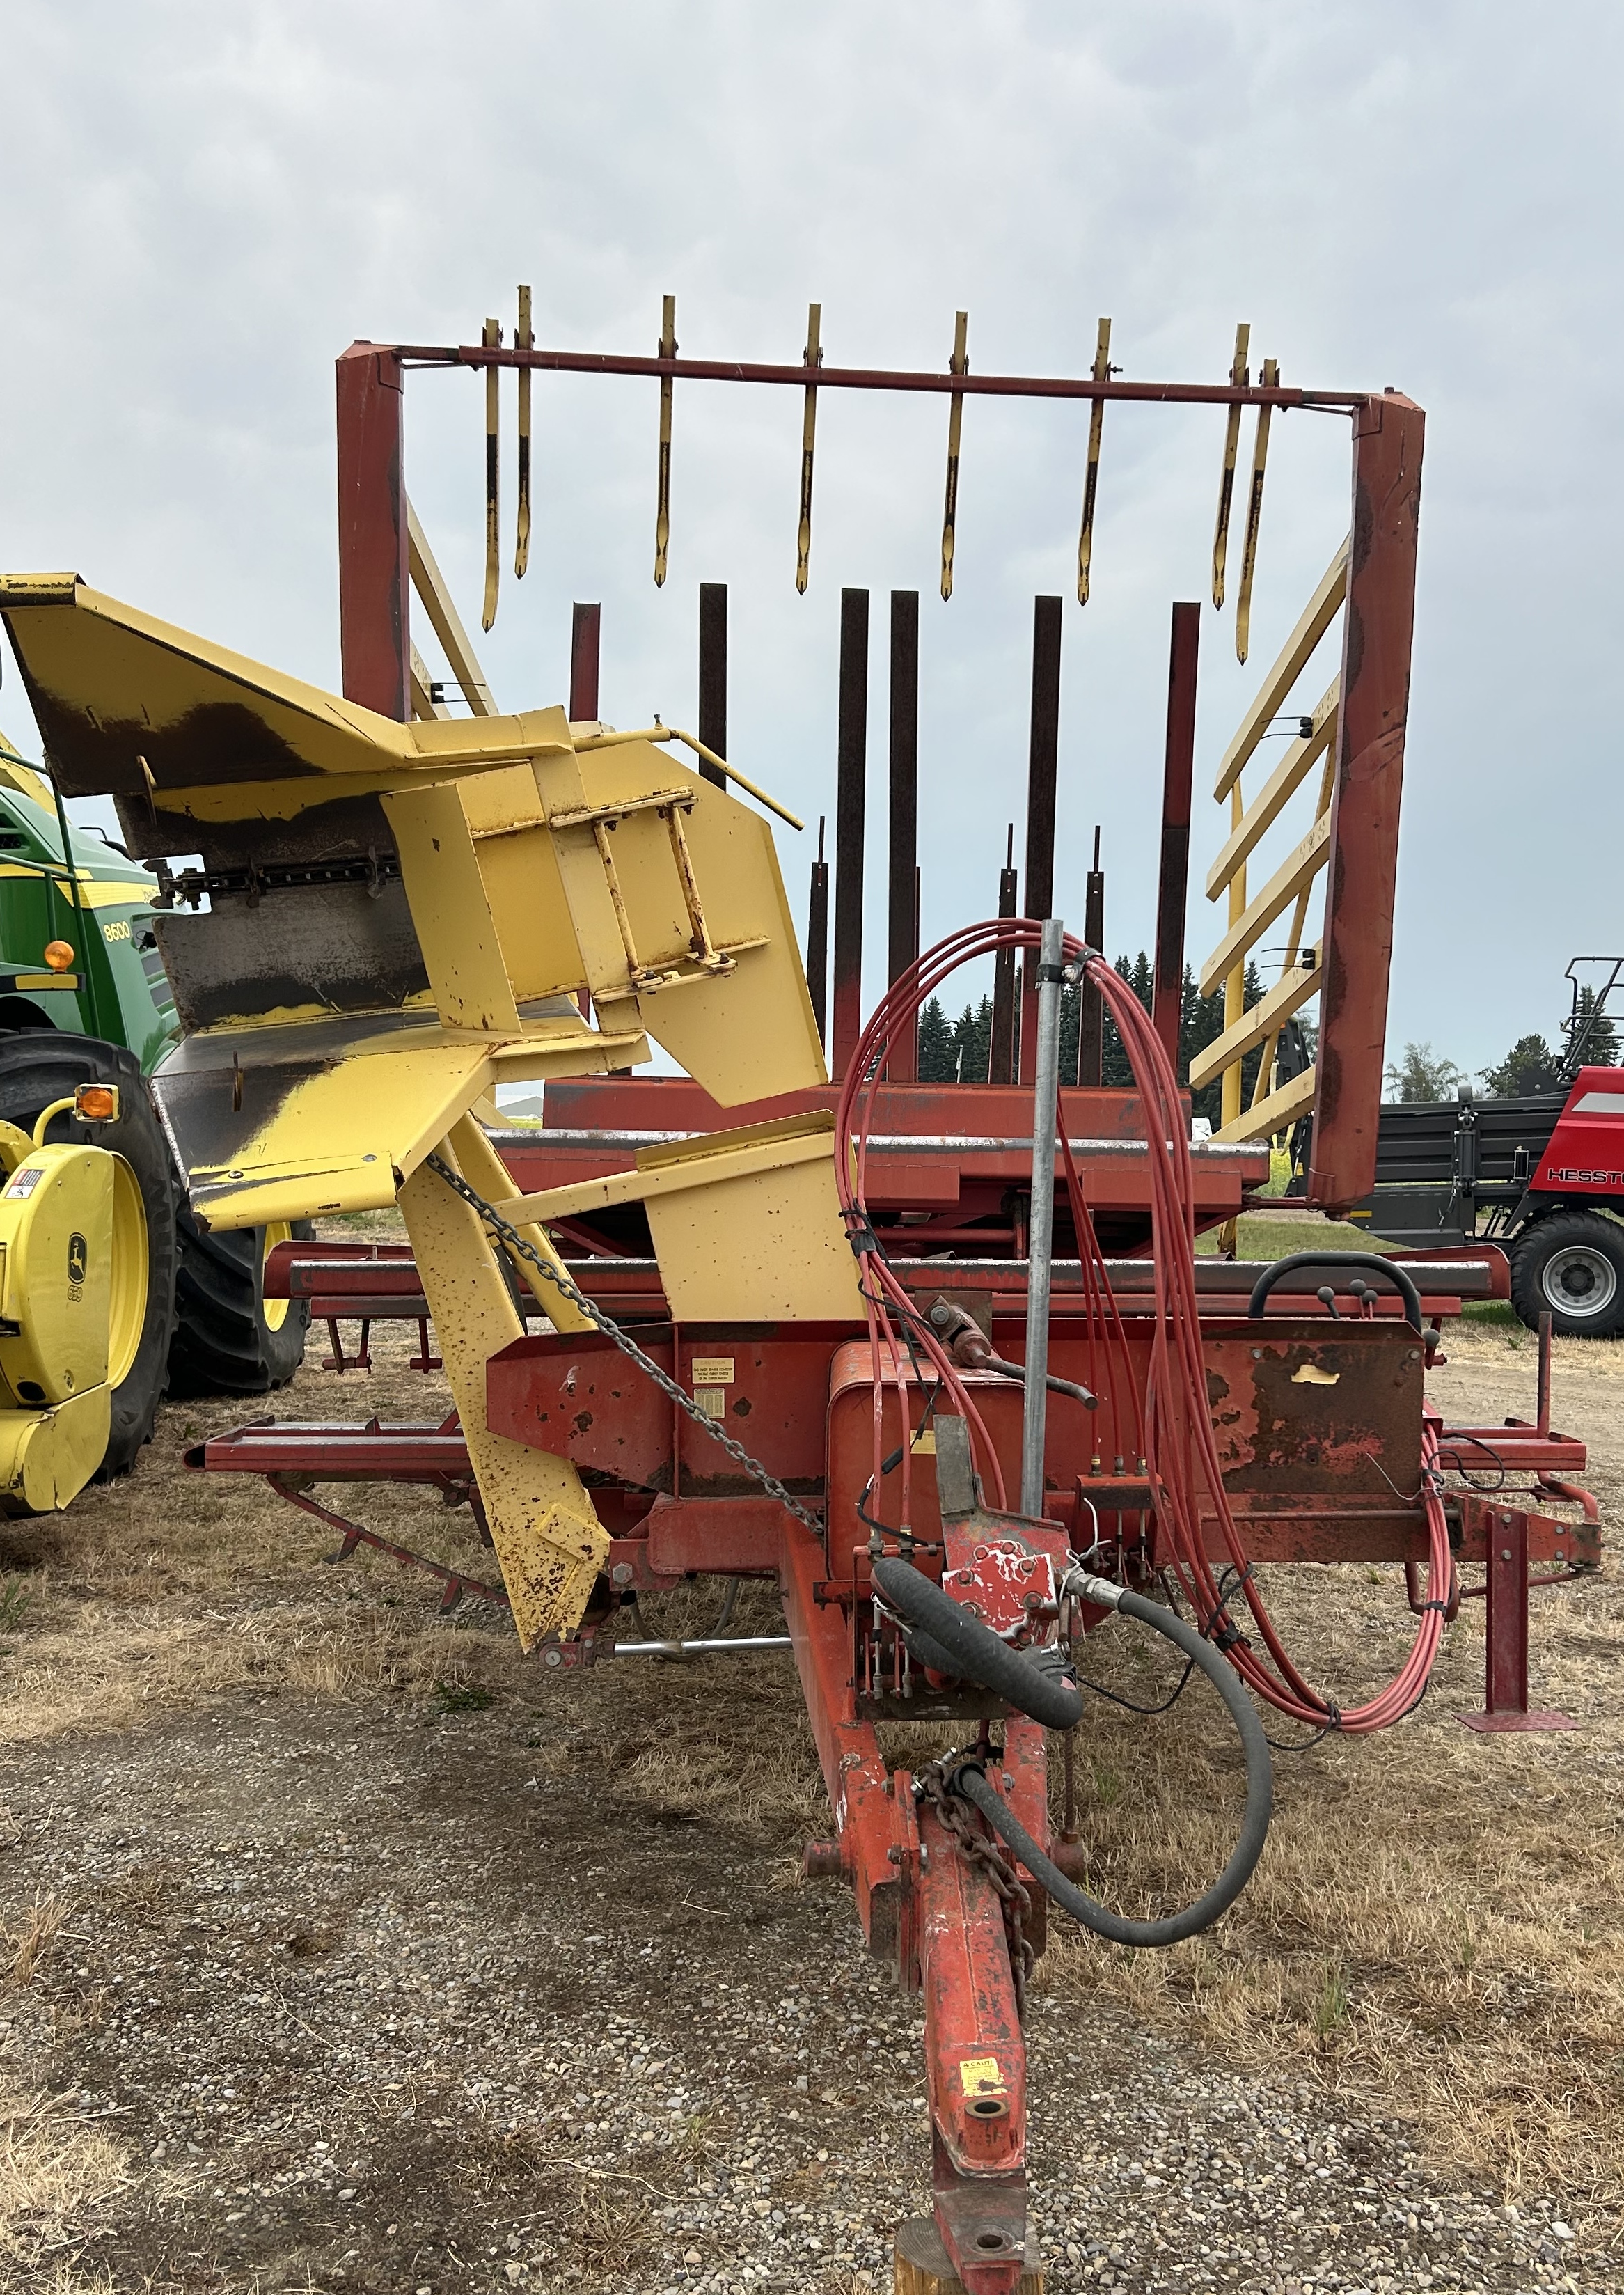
<box><xmin>915</xmin><ymin>953</ymin><xmax>1278</xmax><ymax>1127</ymax></box>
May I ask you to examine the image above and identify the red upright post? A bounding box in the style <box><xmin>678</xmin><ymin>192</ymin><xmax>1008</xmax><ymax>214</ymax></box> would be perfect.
<box><xmin>1458</xmin><ymin>1506</ymin><xmax>1576</xmax><ymax>1734</ymax></box>
<box><xmin>570</xmin><ymin>602</ymin><xmax>601</xmax><ymax>721</ymax></box>
<box><xmin>1077</xmin><ymin>828</ymin><xmax>1105</xmax><ymax>1086</ymax></box>
<box><xmin>1152</xmin><ymin>602</ymin><xmax>1200</xmax><ymax>1070</ymax></box>
<box><xmin>336</xmin><ymin>343</ymin><xmax>411</xmax><ymax>720</ymax></box>
<box><xmin>831</xmin><ymin>589</ymin><xmax>869</xmax><ymax>1079</ymax></box>
<box><xmin>989</xmin><ymin>827</ymin><xmax>1019</xmax><ymax>1086</ymax></box>
<box><xmin>888</xmin><ymin>590</ymin><xmax>920</xmax><ymax>1082</ymax></box>
<box><xmin>806</xmin><ymin>817</ymin><xmax>830</xmax><ymax>1048</ymax></box>
<box><xmin>1308</xmin><ymin>394</ymin><xmax>1425</xmax><ymax>1209</ymax></box>
<box><xmin>697</xmin><ymin>583</ymin><xmax>728</xmax><ymax>788</ymax></box>
<box><xmin>1018</xmin><ymin>598</ymin><xmax>1062</xmax><ymax>1083</ymax></box>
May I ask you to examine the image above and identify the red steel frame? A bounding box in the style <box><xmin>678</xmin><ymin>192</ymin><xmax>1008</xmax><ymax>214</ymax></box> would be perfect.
<box><xmin>333</xmin><ymin>331</ymin><xmax>1421</xmax><ymax>1212</ymax></box>
<box><xmin>197</xmin><ymin>1270</ymin><xmax>1598</xmax><ymax>2292</ymax></box>
<box><xmin>297</xmin><ymin>327</ymin><xmax>1590</xmax><ymax>2289</ymax></box>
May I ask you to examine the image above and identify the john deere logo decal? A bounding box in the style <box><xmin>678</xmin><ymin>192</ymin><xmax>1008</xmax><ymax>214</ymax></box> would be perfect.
<box><xmin>67</xmin><ymin>1233</ymin><xmax>87</xmax><ymax>1285</ymax></box>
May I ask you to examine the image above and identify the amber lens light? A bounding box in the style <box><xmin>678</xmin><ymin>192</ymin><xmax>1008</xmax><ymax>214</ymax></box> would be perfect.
<box><xmin>43</xmin><ymin>941</ymin><xmax>74</xmax><ymax>973</ymax></box>
<box><xmin>74</xmin><ymin>1085</ymin><xmax>119</xmax><ymax>1122</ymax></box>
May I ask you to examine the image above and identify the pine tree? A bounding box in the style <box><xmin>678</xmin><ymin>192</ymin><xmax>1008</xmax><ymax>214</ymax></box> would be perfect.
<box><xmin>917</xmin><ymin>996</ymin><xmax>954</xmax><ymax>1081</ymax></box>
<box><xmin>947</xmin><ymin>998</ymin><xmax>993</xmax><ymax>1083</ymax></box>
<box><xmin>1564</xmin><ymin>987</ymin><xmax>1621</xmax><ymax>1072</ymax></box>
<box><xmin>1092</xmin><ymin>950</ymin><xmax>1157</xmax><ymax>1088</ymax></box>
<box><xmin>1480</xmin><ymin>1033</ymin><xmax>1561</xmax><ymax>1097</ymax></box>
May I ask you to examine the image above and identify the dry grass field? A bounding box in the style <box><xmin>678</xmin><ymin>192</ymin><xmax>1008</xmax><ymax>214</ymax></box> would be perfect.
<box><xmin>0</xmin><ymin>1260</ymin><xmax>1618</xmax><ymax>2293</ymax></box>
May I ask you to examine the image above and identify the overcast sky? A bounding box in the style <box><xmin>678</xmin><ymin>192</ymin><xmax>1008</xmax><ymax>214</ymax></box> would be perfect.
<box><xmin>1</xmin><ymin>1</ymin><xmax>1618</xmax><ymax>1079</ymax></box>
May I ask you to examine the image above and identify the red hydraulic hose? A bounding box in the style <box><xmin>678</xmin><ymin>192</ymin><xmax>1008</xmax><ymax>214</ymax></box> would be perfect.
<box><xmin>836</xmin><ymin>918</ymin><xmax>1453</xmax><ymax>1734</ymax></box>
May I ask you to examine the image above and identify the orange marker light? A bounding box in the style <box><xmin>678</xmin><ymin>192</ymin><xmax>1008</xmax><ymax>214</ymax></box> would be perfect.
<box><xmin>74</xmin><ymin>1084</ymin><xmax>119</xmax><ymax>1122</ymax></box>
<box><xmin>43</xmin><ymin>941</ymin><xmax>74</xmax><ymax>972</ymax></box>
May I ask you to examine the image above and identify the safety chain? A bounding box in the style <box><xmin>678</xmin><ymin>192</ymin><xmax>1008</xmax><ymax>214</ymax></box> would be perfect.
<box><xmin>917</xmin><ymin>1761</ymin><xmax>1034</xmax><ymax>2020</ymax></box>
<box><xmin>424</xmin><ymin>1154</ymin><xmax>823</xmax><ymax>1532</ymax></box>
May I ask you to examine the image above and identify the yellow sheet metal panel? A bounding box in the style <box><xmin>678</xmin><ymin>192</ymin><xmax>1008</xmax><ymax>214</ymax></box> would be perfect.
<box><xmin>494</xmin><ymin>1113</ymin><xmax>859</xmax><ymax>1322</ymax></box>
<box><xmin>178</xmin><ymin>1035</ymin><xmax>494</xmax><ymax>1230</ymax></box>
<box><xmin>399</xmin><ymin>1149</ymin><xmax>607</xmax><ymax>1647</ymax></box>
<box><xmin>167</xmin><ymin>1005</ymin><xmax>650</xmax><ymax>1232</ymax></box>
<box><xmin>382</xmin><ymin>782</ymin><xmax>523</xmax><ymax>1034</ymax></box>
<box><xmin>0</xmin><ymin>1387</ymin><xmax>112</xmax><ymax>1513</ymax></box>
<box><xmin>499</xmin><ymin>1111</ymin><xmax>839</xmax><ymax>1225</ymax></box>
<box><xmin>446</xmin><ymin>1115</ymin><xmax>595</xmax><ymax>1338</ymax></box>
<box><xmin>528</xmin><ymin>744</ymin><xmax>662</xmax><ymax>1001</ymax></box>
<box><xmin>0</xmin><ymin>577</ymin><xmax>411</xmax><ymax>800</ymax></box>
<box><xmin>646</xmin><ymin>1151</ymin><xmax>859</xmax><ymax>1320</ymax></box>
<box><xmin>468</xmin><ymin>820</ymin><xmax>583</xmax><ymax>1005</ymax></box>
<box><xmin>571</xmin><ymin>749</ymin><xmax>825</xmax><ymax>1104</ymax></box>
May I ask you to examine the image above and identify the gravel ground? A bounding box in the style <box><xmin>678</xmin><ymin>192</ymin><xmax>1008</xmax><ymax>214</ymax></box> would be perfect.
<box><xmin>1</xmin><ymin>1666</ymin><xmax>1607</xmax><ymax>2293</ymax></box>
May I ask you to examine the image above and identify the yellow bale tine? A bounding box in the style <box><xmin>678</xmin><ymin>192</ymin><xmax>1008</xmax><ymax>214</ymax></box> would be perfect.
<box><xmin>1076</xmin><ymin>316</ymin><xmax>1112</xmax><ymax>605</ymax></box>
<box><xmin>654</xmin><ymin>293</ymin><xmax>677</xmax><ymax>588</ymax></box>
<box><xmin>1235</xmin><ymin>354</ymin><xmax>1277</xmax><ymax>664</ymax></box>
<box><xmin>796</xmin><ymin>303</ymin><xmax>822</xmax><ymax>595</ymax></box>
<box><xmin>1212</xmin><ymin>322</ymin><xmax>1249</xmax><ymax>609</ymax></box>
<box><xmin>940</xmin><ymin>311</ymin><xmax>968</xmax><ymax>602</ymax></box>
<box><xmin>514</xmin><ymin>285</ymin><xmax>533</xmax><ymax>580</ymax></box>
<box><xmin>480</xmin><ymin>318</ymin><xmax>500</xmax><ymax>632</ymax></box>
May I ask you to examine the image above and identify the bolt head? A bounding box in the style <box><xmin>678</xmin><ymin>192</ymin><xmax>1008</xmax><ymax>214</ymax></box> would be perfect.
<box><xmin>543</xmin><ymin>1648</ymin><xmax>562</xmax><ymax>1668</ymax></box>
<box><xmin>610</xmin><ymin>1562</ymin><xmax>634</xmax><ymax>1588</ymax></box>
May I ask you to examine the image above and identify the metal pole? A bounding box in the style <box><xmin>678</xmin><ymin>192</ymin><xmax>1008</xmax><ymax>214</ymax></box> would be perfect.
<box><xmin>1022</xmin><ymin>914</ymin><xmax>1065</xmax><ymax>1517</ymax></box>
<box><xmin>1152</xmin><ymin>602</ymin><xmax>1200</xmax><ymax>1068</ymax></box>
<box><xmin>887</xmin><ymin>590</ymin><xmax>920</xmax><ymax>1081</ymax></box>
<box><xmin>569</xmin><ymin>602</ymin><xmax>601</xmax><ymax>721</ymax></box>
<box><xmin>990</xmin><ymin>824</ymin><xmax>1018</xmax><ymax>1084</ymax></box>
<box><xmin>831</xmin><ymin>588</ymin><xmax>869</xmax><ymax>1078</ymax></box>
<box><xmin>336</xmin><ymin>343</ymin><xmax>410</xmax><ymax>721</ymax></box>
<box><xmin>1018</xmin><ymin>597</ymin><xmax>1062</xmax><ymax>1082</ymax></box>
<box><xmin>1308</xmin><ymin>393</ymin><xmax>1425</xmax><ymax>1209</ymax></box>
<box><xmin>697</xmin><ymin>583</ymin><xmax>728</xmax><ymax>788</ymax></box>
<box><xmin>1077</xmin><ymin>827</ymin><xmax>1105</xmax><ymax>1086</ymax></box>
<box><xmin>807</xmin><ymin>816</ymin><xmax>830</xmax><ymax>1046</ymax></box>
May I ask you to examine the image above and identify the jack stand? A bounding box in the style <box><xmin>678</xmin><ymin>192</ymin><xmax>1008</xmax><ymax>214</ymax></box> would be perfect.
<box><xmin>1458</xmin><ymin>1507</ymin><xmax>1575</xmax><ymax>1733</ymax></box>
<box><xmin>894</xmin><ymin>2215</ymin><xmax>1043</xmax><ymax>2294</ymax></box>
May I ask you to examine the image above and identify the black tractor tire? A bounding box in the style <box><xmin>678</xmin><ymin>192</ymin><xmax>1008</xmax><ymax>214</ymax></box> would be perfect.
<box><xmin>168</xmin><ymin>1207</ymin><xmax>314</xmax><ymax>1397</ymax></box>
<box><xmin>0</xmin><ymin>1031</ymin><xmax>178</xmax><ymax>1480</ymax></box>
<box><xmin>1510</xmin><ymin>1209</ymin><xmax>1624</xmax><ymax>1339</ymax></box>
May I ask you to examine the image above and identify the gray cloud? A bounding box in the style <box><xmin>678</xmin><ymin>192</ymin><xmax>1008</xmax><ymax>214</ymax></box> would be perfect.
<box><xmin>1</xmin><ymin>1</ymin><xmax>1616</xmax><ymax>1075</ymax></box>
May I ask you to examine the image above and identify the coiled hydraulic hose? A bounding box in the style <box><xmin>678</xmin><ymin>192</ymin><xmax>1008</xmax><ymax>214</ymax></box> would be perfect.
<box><xmin>838</xmin><ymin>916</ymin><xmax>1456</xmax><ymax>1736</ymax></box>
<box><xmin>949</xmin><ymin>1573</ymin><xmax>1272</xmax><ymax>1948</ymax></box>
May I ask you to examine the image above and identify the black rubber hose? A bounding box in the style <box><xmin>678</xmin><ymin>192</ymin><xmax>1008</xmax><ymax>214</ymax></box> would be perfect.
<box><xmin>1246</xmin><ymin>1250</ymin><xmax>1423</xmax><ymax>1335</ymax></box>
<box><xmin>904</xmin><ymin>1624</ymin><xmax>968</xmax><ymax>1680</ymax></box>
<box><xmin>952</xmin><ymin>1586</ymin><xmax>1273</xmax><ymax>1948</ymax></box>
<box><xmin>870</xmin><ymin>1553</ymin><xmax>1086</xmax><ymax>1730</ymax></box>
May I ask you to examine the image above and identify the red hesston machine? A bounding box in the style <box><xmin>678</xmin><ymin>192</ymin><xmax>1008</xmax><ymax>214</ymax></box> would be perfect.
<box><xmin>1353</xmin><ymin>958</ymin><xmax>1624</xmax><ymax>1338</ymax></box>
<box><xmin>62</xmin><ymin>304</ymin><xmax>1598</xmax><ymax>2293</ymax></box>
